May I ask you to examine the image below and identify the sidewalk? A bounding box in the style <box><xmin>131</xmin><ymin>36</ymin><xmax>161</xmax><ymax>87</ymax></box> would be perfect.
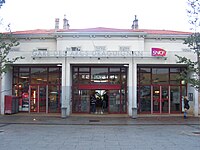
<box><xmin>0</xmin><ymin>113</ymin><xmax>199</xmax><ymax>125</ymax></box>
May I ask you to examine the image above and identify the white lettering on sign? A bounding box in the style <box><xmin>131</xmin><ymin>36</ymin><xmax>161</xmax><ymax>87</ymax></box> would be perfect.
<box><xmin>152</xmin><ymin>48</ymin><xmax>166</xmax><ymax>56</ymax></box>
<box><xmin>32</xmin><ymin>50</ymin><xmax>144</xmax><ymax>58</ymax></box>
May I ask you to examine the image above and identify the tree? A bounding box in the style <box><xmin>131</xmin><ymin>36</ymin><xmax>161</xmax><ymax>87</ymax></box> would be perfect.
<box><xmin>0</xmin><ymin>30</ymin><xmax>24</xmax><ymax>75</ymax></box>
<box><xmin>0</xmin><ymin>0</ymin><xmax>5</xmax><ymax>8</ymax></box>
<box><xmin>176</xmin><ymin>0</ymin><xmax>200</xmax><ymax>91</ymax></box>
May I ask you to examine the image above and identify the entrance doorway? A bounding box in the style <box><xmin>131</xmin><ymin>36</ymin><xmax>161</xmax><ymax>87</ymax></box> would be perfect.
<box><xmin>152</xmin><ymin>86</ymin><xmax>169</xmax><ymax>114</ymax></box>
<box><xmin>72</xmin><ymin>87</ymin><xmax>127</xmax><ymax>114</ymax></box>
<box><xmin>72</xmin><ymin>65</ymin><xmax>128</xmax><ymax>114</ymax></box>
<box><xmin>29</xmin><ymin>85</ymin><xmax>47</xmax><ymax>113</ymax></box>
<box><xmin>28</xmin><ymin>85</ymin><xmax>61</xmax><ymax>113</ymax></box>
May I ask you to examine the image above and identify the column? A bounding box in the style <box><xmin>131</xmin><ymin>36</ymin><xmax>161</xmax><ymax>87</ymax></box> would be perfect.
<box><xmin>132</xmin><ymin>61</ymin><xmax>137</xmax><ymax>118</ymax></box>
<box><xmin>61</xmin><ymin>58</ymin><xmax>67</xmax><ymax>118</ymax></box>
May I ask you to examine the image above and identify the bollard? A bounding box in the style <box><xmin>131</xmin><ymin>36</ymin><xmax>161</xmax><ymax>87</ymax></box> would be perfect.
<box><xmin>61</xmin><ymin>107</ymin><xmax>67</xmax><ymax>118</ymax></box>
<box><xmin>132</xmin><ymin>107</ymin><xmax>137</xmax><ymax>119</ymax></box>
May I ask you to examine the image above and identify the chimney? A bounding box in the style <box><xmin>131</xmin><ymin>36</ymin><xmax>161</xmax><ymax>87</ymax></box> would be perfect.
<box><xmin>55</xmin><ymin>18</ymin><xmax>60</xmax><ymax>30</ymax></box>
<box><xmin>63</xmin><ymin>14</ymin><xmax>70</xmax><ymax>30</ymax></box>
<box><xmin>132</xmin><ymin>15</ymin><xmax>138</xmax><ymax>30</ymax></box>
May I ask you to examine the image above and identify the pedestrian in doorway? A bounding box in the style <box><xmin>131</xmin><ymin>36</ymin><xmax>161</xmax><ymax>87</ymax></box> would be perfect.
<box><xmin>90</xmin><ymin>94</ymin><xmax>96</xmax><ymax>114</ymax></box>
<box><xmin>95</xmin><ymin>92</ymin><xmax>102</xmax><ymax>114</ymax></box>
<box><xmin>183</xmin><ymin>96</ymin><xmax>190</xmax><ymax>119</ymax></box>
<box><xmin>102</xmin><ymin>91</ymin><xmax>108</xmax><ymax>113</ymax></box>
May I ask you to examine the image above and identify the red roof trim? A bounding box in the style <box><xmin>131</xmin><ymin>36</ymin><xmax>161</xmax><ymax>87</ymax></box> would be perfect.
<box><xmin>12</xmin><ymin>27</ymin><xmax>191</xmax><ymax>35</ymax></box>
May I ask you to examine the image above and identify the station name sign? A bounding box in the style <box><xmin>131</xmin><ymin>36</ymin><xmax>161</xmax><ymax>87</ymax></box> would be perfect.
<box><xmin>32</xmin><ymin>50</ymin><xmax>144</xmax><ymax>58</ymax></box>
<box><xmin>152</xmin><ymin>48</ymin><xmax>166</xmax><ymax>57</ymax></box>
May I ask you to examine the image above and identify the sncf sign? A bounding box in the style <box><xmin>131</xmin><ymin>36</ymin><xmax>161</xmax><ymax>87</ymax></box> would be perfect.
<box><xmin>152</xmin><ymin>48</ymin><xmax>166</xmax><ymax>56</ymax></box>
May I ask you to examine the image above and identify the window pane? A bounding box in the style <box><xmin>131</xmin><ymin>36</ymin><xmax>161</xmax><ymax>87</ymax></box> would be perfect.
<box><xmin>140</xmin><ymin>68</ymin><xmax>151</xmax><ymax>73</ymax></box>
<box><xmin>170</xmin><ymin>73</ymin><xmax>180</xmax><ymax>84</ymax></box>
<box><xmin>170</xmin><ymin>68</ymin><xmax>180</xmax><ymax>73</ymax></box>
<box><xmin>170</xmin><ymin>86</ymin><xmax>180</xmax><ymax>112</ymax></box>
<box><xmin>139</xmin><ymin>86</ymin><xmax>151</xmax><ymax>112</ymax></box>
<box><xmin>31</xmin><ymin>68</ymin><xmax>47</xmax><ymax>84</ymax></box>
<box><xmin>91</xmin><ymin>68</ymin><xmax>108</xmax><ymax>83</ymax></box>
<box><xmin>139</xmin><ymin>73</ymin><xmax>151</xmax><ymax>84</ymax></box>
<box><xmin>19</xmin><ymin>67</ymin><xmax>29</xmax><ymax>72</ymax></box>
<box><xmin>110</xmin><ymin>67</ymin><xmax>120</xmax><ymax>72</ymax></box>
<box><xmin>152</xmin><ymin>68</ymin><xmax>169</xmax><ymax>84</ymax></box>
<box><xmin>79</xmin><ymin>73</ymin><xmax>90</xmax><ymax>84</ymax></box>
<box><xmin>49</xmin><ymin>67</ymin><xmax>59</xmax><ymax>73</ymax></box>
<box><xmin>79</xmin><ymin>67</ymin><xmax>89</xmax><ymax>72</ymax></box>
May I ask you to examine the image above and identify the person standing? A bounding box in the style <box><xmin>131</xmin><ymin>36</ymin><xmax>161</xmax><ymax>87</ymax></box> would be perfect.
<box><xmin>183</xmin><ymin>96</ymin><xmax>190</xmax><ymax>119</ymax></box>
<box><xmin>90</xmin><ymin>94</ymin><xmax>96</xmax><ymax>114</ymax></box>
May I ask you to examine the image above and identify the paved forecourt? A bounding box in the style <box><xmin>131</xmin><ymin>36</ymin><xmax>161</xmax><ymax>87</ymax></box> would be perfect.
<box><xmin>0</xmin><ymin>123</ymin><xmax>200</xmax><ymax>150</ymax></box>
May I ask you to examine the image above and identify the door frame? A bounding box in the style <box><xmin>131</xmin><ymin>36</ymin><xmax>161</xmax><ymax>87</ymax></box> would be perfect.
<box><xmin>72</xmin><ymin>84</ymin><xmax>126</xmax><ymax>114</ymax></box>
<box><xmin>151</xmin><ymin>85</ymin><xmax>170</xmax><ymax>114</ymax></box>
<box><xmin>29</xmin><ymin>85</ymin><xmax>48</xmax><ymax>113</ymax></box>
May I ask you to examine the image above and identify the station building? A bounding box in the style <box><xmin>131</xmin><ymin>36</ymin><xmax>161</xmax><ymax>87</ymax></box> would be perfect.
<box><xmin>0</xmin><ymin>17</ymin><xmax>199</xmax><ymax>117</ymax></box>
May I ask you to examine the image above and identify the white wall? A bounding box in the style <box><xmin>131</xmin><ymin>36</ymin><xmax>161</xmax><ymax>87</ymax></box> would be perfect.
<box><xmin>0</xmin><ymin>67</ymin><xmax>13</xmax><ymax>114</ymax></box>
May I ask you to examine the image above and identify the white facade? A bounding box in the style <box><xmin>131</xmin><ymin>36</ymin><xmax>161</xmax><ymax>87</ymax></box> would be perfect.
<box><xmin>0</xmin><ymin>27</ymin><xmax>199</xmax><ymax>116</ymax></box>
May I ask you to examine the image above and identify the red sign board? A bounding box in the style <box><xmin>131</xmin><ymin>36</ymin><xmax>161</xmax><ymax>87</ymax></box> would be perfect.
<box><xmin>152</xmin><ymin>48</ymin><xmax>166</xmax><ymax>56</ymax></box>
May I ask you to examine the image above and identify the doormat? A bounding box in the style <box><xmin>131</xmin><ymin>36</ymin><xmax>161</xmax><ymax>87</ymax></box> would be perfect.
<box><xmin>0</xmin><ymin>130</ymin><xmax>4</xmax><ymax>133</ymax></box>
<box><xmin>89</xmin><ymin>120</ymin><xmax>100</xmax><ymax>122</ymax></box>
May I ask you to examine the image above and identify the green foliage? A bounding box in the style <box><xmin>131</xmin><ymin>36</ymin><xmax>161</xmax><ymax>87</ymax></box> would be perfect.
<box><xmin>0</xmin><ymin>32</ymin><xmax>24</xmax><ymax>75</ymax></box>
<box><xmin>176</xmin><ymin>0</ymin><xmax>200</xmax><ymax>91</ymax></box>
<box><xmin>187</xmin><ymin>0</ymin><xmax>200</xmax><ymax>31</ymax></box>
<box><xmin>0</xmin><ymin>0</ymin><xmax>5</xmax><ymax>8</ymax></box>
<box><xmin>175</xmin><ymin>54</ymin><xmax>200</xmax><ymax>90</ymax></box>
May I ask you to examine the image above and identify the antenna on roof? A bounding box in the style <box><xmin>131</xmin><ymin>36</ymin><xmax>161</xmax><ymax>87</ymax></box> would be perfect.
<box><xmin>63</xmin><ymin>14</ymin><xmax>70</xmax><ymax>30</ymax></box>
<box><xmin>132</xmin><ymin>15</ymin><xmax>139</xmax><ymax>30</ymax></box>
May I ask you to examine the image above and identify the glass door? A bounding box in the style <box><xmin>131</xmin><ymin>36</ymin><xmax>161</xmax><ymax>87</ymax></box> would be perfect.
<box><xmin>29</xmin><ymin>85</ymin><xmax>47</xmax><ymax>113</ymax></box>
<box><xmin>72</xmin><ymin>89</ymin><xmax>91</xmax><ymax>113</ymax></box>
<box><xmin>152</xmin><ymin>86</ymin><xmax>169</xmax><ymax>114</ymax></box>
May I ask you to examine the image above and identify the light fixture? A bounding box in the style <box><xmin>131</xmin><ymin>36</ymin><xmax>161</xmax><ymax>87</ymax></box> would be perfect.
<box><xmin>155</xmin><ymin>90</ymin><xmax>160</xmax><ymax>94</ymax></box>
<box><xmin>57</xmin><ymin>64</ymin><xmax>62</xmax><ymax>66</ymax></box>
<box><xmin>181</xmin><ymin>80</ymin><xmax>185</xmax><ymax>85</ymax></box>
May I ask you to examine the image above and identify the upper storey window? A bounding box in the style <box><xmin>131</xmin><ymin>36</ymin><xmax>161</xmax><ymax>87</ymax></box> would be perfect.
<box><xmin>71</xmin><ymin>47</ymin><xmax>81</xmax><ymax>51</ymax></box>
<box><xmin>66</xmin><ymin>46</ymin><xmax>81</xmax><ymax>51</ymax></box>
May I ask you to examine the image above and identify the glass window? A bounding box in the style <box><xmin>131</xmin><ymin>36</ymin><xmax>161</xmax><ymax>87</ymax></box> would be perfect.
<box><xmin>140</xmin><ymin>68</ymin><xmax>151</xmax><ymax>73</ymax></box>
<box><xmin>138</xmin><ymin>86</ymin><xmax>151</xmax><ymax>112</ymax></box>
<box><xmin>121</xmin><ymin>67</ymin><xmax>126</xmax><ymax>73</ymax></box>
<box><xmin>49</xmin><ymin>67</ymin><xmax>60</xmax><ymax>73</ymax></box>
<box><xmin>73</xmin><ymin>73</ymin><xmax>79</xmax><ymax>83</ymax></box>
<box><xmin>31</xmin><ymin>68</ymin><xmax>47</xmax><ymax>84</ymax></box>
<box><xmin>170</xmin><ymin>68</ymin><xmax>180</xmax><ymax>73</ymax></box>
<box><xmin>170</xmin><ymin>73</ymin><xmax>180</xmax><ymax>84</ymax></box>
<box><xmin>110</xmin><ymin>67</ymin><xmax>120</xmax><ymax>73</ymax></box>
<box><xmin>139</xmin><ymin>73</ymin><xmax>151</xmax><ymax>85</ymax></box>
<box><xmin>19</xmin><ymin>67</ymin><xmax>29</xmax><ymax>72</ymax></box>
<box><xmin>91</xmin><ymin>68</ymin><xmax>108</xmax><ymax>83</ymax></box>
<box><xmin>121</xmin><ymin>74</ymin><xmax>127</xmax><ymax>85</ymax></box>
<box><xmin>79</xmin><ymin>67</ymin><xmax>90</xmax><ymax>72</ymax></box>
<box><xmin>152</xmin><ymin>68</ymin><xmax>169</xmax><ymax>84</ymax></box>
<box><xmin>79</xmin><ymin>73</ymin><xmax>91</xmax><ymax>84</ymax></box>
<box><xmin>73</xmin><ymin>67</ymin><xmax>78</xmax><ymax>72</ymax></box>
<box><xmin>170</xmin><ymin>86</ymin><xmax>181</xmax><ymax>112</ymax></box>
<box><xmin>13</xmin><ymin>67</ymin><xmax>19</xmax><ymax>72</ymax></box>
<box><xmin>48</xmin><ymin>73</ymin><xmax>60</xmax><ymax>84</ymax></box>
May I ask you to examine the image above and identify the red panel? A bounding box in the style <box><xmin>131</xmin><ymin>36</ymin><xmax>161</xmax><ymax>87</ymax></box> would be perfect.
<box><xmin>78</xmin><ymin>84</ymin><xmax>121</xmax><ymax>90</ymax></box>
<box><xmin>5</xmin><ymin>95</ymin><xmax>12</xmax><ymax>114</ymax></box>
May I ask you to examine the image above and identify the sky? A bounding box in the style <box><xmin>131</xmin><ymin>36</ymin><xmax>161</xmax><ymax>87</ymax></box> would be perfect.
<box><xmin>0</xmin><ymin>0</ymin><xmax>193</xmax><ymax>32</ymax></box>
